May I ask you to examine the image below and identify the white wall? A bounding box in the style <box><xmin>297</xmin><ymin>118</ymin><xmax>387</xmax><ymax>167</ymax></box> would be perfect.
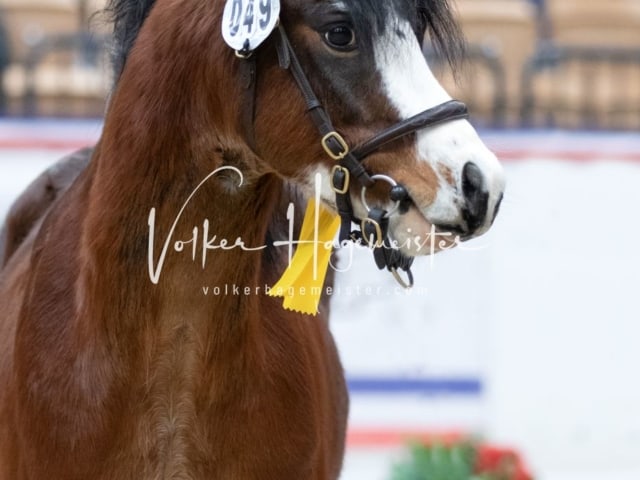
<box><xmin>331</xmin><ymin>132</ymin><xmax>640</xmax><ymax>479</ymax></box>
<box><xmin>484</xmin><ymin>157</ymin><xmax>640</xmax><ymax>475</ymax></box>
<box><xmin>1</xmin><ymin>125</ymin><xmax>639</xmax><ymax>479</ymax></box>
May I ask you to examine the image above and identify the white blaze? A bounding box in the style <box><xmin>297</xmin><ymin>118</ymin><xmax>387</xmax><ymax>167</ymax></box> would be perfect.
<box><xmin>374</xmin><ymin>26</ymin><xmax>451</xmax><ymax>114</ymax></box>
<box><xmin>373</xmin><ymin>19</ymin><xmax>505</xmax><ymax>231</ymax></box>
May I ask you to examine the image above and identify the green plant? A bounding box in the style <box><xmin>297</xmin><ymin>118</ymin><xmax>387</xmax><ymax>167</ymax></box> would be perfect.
<box><xmin>390</xmin><ymin>439</ymin><xmax>533</xmax><ymax>480</ymax></box>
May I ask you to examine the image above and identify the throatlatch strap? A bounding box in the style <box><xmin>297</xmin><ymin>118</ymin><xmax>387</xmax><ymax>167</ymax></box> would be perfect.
<box><xmin>240</xmin><ymin>54</ymin><xmax>258</xmax><ymax>150</ymax></box>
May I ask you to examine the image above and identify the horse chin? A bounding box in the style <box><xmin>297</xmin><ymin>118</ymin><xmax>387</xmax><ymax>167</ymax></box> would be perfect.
<box><xmin>389</xmin><ymin>206</ymin><xmax>462</xmax><ymax>257</ymax></box>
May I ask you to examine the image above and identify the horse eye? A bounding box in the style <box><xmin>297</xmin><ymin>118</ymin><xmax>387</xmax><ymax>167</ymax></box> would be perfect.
<box><xmin>323</xmin><ymin>25</ymin><xmax>356</xmax><ymax>51</ymax></box>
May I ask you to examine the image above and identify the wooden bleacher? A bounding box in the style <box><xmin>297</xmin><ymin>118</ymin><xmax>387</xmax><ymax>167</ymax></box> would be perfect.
<box><xmin>0</xmin><ymin>0</ymin><xmax>110</xmax><ymax>116</ymax></box>
<box><xmin>0</xmin><ymin>0</ymin><xmax>638</xmax><ymax>128</ymax></box>
<box><xmin>522</xmin><ymin>0</ymin><xmax>640</xmax><ymax>129</ymax></box>
<box><xmin>426</xmin><ymin>0</ymin><xmax>538</xmax><ymax>126</ymax></box>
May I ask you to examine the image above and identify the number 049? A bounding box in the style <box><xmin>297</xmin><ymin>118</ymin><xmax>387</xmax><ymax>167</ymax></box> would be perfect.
<box><xmin>228</xmin><ymin>0</ymin><xmax>273</xmax><ymax>37</ymax></box>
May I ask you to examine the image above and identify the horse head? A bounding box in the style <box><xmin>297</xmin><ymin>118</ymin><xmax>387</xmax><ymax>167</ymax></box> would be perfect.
<box><xmin>211</xmin><ymin>0</ymin><xmax>506</xmax><ymax>259</ymax></box>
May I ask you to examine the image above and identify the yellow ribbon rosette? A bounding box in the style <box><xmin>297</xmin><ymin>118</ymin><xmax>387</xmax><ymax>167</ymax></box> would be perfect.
<box><xmin>269</xmin><ymin>197</ymin><xmax>340</xmax><ymax>315</ymax></box>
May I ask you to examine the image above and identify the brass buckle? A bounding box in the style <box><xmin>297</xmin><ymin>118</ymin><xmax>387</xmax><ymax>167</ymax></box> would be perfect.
<box><xmin>235</xmin><ymin>50</ymin><xmax>253</xmax><ymax>59</ymax></box>
<box><xmin>321</xmin><ymin>131</ymin><xmax>349</xmax><ymax>160</ymax></box>
<box><xmin>330</xmin><ymin>165</ymin><xmax>350</xmax><ymax>194</ymax></box>
<box><xmin>361</xmin><ymin>218</ymin><xmax>384</xmax><ymax>248</ymax></box>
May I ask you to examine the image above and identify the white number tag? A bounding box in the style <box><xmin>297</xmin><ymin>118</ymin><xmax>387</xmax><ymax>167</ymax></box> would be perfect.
<box><xmin>222</xmin><ymin>0</ymin><xmax>280</xmax><ymax>52</ymax></box>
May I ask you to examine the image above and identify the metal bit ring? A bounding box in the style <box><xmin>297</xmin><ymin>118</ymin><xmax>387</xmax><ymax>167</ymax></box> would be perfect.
<box><xmin>390</xmin><ymin>267</ymin><xmax>414</xmax><ymax>289</ymax></box>
<box><xmin>360</xmin><ymin>174</ymin><xmax>401</xmax><ymax>218</ymax></box>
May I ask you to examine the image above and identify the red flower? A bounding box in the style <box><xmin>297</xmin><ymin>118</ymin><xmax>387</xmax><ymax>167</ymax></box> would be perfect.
<box><xmin>474</xmin><ymin>444</ymin><xmax>533</xmax><ymax>480</ymax></box>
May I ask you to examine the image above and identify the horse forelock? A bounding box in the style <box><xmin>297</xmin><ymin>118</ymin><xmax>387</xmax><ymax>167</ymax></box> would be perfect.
<box><xmin>345</xmin><ymin>0</ymin><xmax>465</xmax><ymax>69</ymax></box>
<box><xmin>418</xmin><ymin>0</ymin><xmax>465</xmax><ymax>69</ymax></box>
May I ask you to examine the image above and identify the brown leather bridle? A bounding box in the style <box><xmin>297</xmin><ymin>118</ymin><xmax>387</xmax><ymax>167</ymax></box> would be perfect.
<box><xmin>237</xmin><ymin>24</ymin><xmax>469</xmax><ymax>288</ymax></box>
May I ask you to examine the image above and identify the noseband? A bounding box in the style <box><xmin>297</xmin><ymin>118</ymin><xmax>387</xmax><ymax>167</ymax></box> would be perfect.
<box><xmin>237</xmin><ymin>24</ymin><xmax>469</xmax><ymax>288</ymax></box>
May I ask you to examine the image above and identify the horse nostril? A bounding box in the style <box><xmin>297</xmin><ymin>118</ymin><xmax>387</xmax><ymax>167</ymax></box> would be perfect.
<box><xmin>462</xmin><ymin>162</ymin><xmax>484</xmax><ymax>198</ymax></box>
<box><xmin>461</xmin><ymin>161</ymin><xmax>489</xmax><ymax>233</ymax></box>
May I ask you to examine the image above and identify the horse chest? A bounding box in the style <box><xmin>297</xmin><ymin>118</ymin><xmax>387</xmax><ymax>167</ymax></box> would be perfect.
<box><xmin>123</xmin><ymin>316</ymin><xmax>345</xmax><ymax>479</ymax></box>
<box><xmin>134</xmin><ymin>326</ymin><xmax>204</xmax><ymax>478</ymax></box>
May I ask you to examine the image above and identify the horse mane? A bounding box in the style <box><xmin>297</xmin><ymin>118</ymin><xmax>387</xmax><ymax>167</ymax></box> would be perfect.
<box><xmin>348</xmin><ymin>0</ymin><xmax>465</xmax><ymax>69</ymax></box>
<box><xmin>419</xmin><ymin>0</ymin><xmax>466</xmax><ymax>68</ymax></box>
<box><xmin>0</xmin><ymin>0</ymin><xmax>158</xmax><ymax>269</ymax></box>
<box><xmin>104</xmin><ymin>0</ymin><xmax>158</xmax><ymax>78</ymax></box>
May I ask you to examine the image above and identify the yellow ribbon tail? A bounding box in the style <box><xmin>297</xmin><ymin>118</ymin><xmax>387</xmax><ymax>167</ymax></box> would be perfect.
<box><xmin>269</xmin><ymin>198</ymin><xmax>340</xmax><ymax>315</ymax></box>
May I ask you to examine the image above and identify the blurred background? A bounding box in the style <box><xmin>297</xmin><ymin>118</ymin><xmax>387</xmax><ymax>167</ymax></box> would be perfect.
<box><xmin>0</xmin><ymin>0</ymin><xmax>638</xmax><ymax>479</ymax></box>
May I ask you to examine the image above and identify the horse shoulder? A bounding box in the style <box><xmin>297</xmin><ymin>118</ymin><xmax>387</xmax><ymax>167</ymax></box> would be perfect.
<box><xmin>0</xmin><ymin>148</ymin><xmax>91</xmax><ymax>269</ymax></box>
<box><xmin>0</xmin><ymin>228</ymin><xmax>38</xmax><ymax>479</ymax></box>
<box><xmin>0</xmin><ymin>164</ymin><xmax>123</xmax><ymax>479</ymax></box>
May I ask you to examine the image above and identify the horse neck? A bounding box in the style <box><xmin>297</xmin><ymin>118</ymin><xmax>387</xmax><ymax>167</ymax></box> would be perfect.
<box><xmin>84</xmin><ymin>139</ymin><xmax>290</xmax><ymax>327</ymax></box>
<box><xmin>83</xmin><ymin>81</ymin><xmax>290</xmax><ymax>349</ymax></box>
<box><xmin>80</xmin><ymin>0</ymin><xmax>309</xmax><ymax>352</ymax></box>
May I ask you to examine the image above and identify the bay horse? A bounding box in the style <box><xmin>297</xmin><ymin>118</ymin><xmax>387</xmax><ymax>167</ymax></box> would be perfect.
<box><xmin>0</xmin><ymin>0</ymin><xmax>505</xmax><ymax>478</ymax></box>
